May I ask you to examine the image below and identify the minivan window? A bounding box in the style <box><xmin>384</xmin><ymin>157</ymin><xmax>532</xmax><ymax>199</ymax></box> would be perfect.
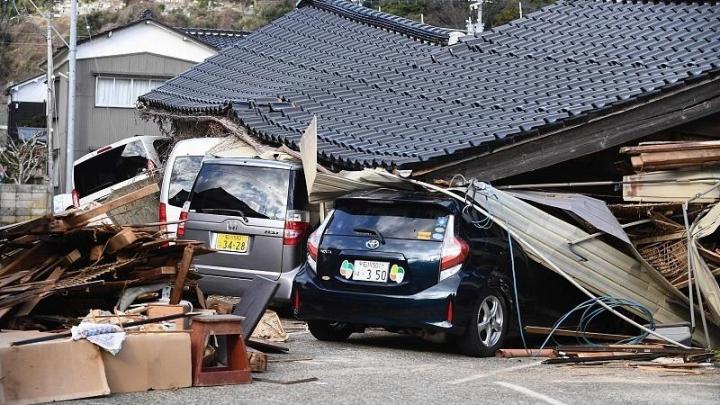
<box><xmin>74</xmin><ymin>140</ymin><xmax>148</xmax><ymax>196</ymax></box>
<box><xmin>189</xmin><ymin>164</ymin><xmax>290</xmax><ymax>220</ymax></box>
<box><xmin>168</xmin><ymin>156</ymin><xmax>203</xmax><ymax>207</ymax></box>
<box><xmin>326</xmin><ymin>203</ymin><xmax>449</xmax><ymax>241</ymax></box>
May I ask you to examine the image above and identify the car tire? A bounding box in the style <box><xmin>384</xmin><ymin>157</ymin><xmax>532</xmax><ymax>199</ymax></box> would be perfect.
<box><xmin>458</xmin><ymin>289</ymin><xmax>509</xmax><ymax>357</ymax></box>
<box><xmin>307</xmin><ymin>320</ymin><xmax>354</xmax><ymax>341</ymax></box>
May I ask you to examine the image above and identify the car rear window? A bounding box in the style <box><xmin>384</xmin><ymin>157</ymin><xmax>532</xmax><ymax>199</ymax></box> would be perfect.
<box><xmin>74</xmin><ymin>140</ymin><xmax>148</xmax><ymax>197</ymax></box>
<box><xmin>326</xmin><ymin>203</ymin><xmax>450</xmax><ymax>241</ymax></box>
<box><xmin>189</xmin><ymin>163</ymin><xmax>290</xmax><ymax>220</ymax></box>
<box><xmin>167</xmin><ymin>156</ymin><xmax>203</xmax><ymax>207</ymax></box>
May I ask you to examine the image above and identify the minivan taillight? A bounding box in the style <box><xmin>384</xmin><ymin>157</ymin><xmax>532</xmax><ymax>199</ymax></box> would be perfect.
<box><xmin>284</xmin><ymin>210</ymin><xmax>310</xmax><ymax>246</ymax></box>
<box><xmin>177</xmin><ymin>201</ymin><xmax>190</xmax><ymax>238</ymax></box>
<box><xmin>158</xmin><ymin>202</ymin><xmax>167</xmax><ymax>234</ymax></box>
<box><xmin>440</xmin><ymin>236</ymin><xmax>469</xmax><ymax>280</ymax></box>
<box><xmin>71</xmin><ymin>189</ymin><xmax>80</xmax><ymax>208</ymax></box>
<box><xmin>146</xmin><ymin>159</ymin><xmax>156</xmax><ymax>171</ymax></box>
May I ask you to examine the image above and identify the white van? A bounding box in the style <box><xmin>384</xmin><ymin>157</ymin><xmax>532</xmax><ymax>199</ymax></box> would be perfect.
<box><xmin>72</xmin><ymin>135</ymin><xmax>171</xmax><ymax>207</ymax></box>
<box><xmin>159</xmin><ymin>137</ymin><xmax>255</xmax><ymax>237</ymax></box>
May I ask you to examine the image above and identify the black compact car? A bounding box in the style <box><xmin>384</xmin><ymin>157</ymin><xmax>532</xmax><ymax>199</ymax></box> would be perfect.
<box><xmin>292</xmin><ymin>189</ymin><xmax>548</xmax><ymax>357</ymax></box>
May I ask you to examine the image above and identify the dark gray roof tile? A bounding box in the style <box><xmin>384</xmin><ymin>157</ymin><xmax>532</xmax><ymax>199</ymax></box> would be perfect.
<box><xmin>141</xmin><ymin>0</ymin><xmax>720</xmax><ymax>169</ymax></box>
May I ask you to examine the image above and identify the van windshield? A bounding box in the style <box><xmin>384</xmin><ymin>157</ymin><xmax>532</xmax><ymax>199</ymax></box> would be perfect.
<box><xmin>74</xmin><ymin>140</ymin><xmax>148</xmax><ymax>197</ymax></box>
<box><xmin>189</xmin><ymin>163</ymin><xmax>290</xmax><ymax>220</ymax></box>
<box><xmin>168</xmin><ymin>156</ymin><xmax>204</xmax><ymax>207</ymax></box>
<box><xmin>326</xmin><ymin>203</ymin><xmax>449</xmax><ymax>241</ymax></box>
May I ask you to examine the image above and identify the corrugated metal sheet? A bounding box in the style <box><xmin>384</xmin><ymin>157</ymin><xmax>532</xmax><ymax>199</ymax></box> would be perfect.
<box><xmin>689</xmin><ymin>202</ymin><xmax>720</xmax><ymax>328</ymax></box>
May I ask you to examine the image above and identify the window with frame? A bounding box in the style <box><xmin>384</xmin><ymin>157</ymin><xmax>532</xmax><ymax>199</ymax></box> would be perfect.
<box><xmin>95</xmin><ymin>76</ymin><xmax>165</xmax><ymax>108</ymax></box>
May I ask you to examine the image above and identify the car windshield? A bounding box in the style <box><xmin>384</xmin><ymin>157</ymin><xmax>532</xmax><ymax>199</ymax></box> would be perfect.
<box><xmin>74</xmin><ymin>140</ymin><xmax>148</xmax><ymax>197</ymax></box>
<box><xmin>167</xmin><ymin>156</ymin><xmax>204</xmax><ymax>207</ymax></box>
<box><xmin>326</xmin><ymin>203</ymin><xmax>449</xmax><ymax>241</ymax></box>
<box><xmin>189</xmin><ymin>163</ymin><xmax>290</xmax><ymax>220</ymax></box>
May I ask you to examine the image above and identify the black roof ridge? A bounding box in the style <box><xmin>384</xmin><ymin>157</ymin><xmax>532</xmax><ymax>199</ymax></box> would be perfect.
<box><xmin>180</xmin><ymin>27</ymin><xmax>250</xmax><ymax>36</ymax></box>
<box><xmin>300</xmin><ymin>0</ymin><xmax>454</xmax><ymax>45</ymax></box>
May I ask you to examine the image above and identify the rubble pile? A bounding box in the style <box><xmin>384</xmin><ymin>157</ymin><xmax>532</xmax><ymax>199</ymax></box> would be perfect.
<box><xmin>0</xmin><ymin>184</ymin><xmax>210</xmax><ymax>330</ymax></box>
<box><xmin>616</xmin><ymin>141</ymin><xmax>720</xmax><ymax>296</ymax></box>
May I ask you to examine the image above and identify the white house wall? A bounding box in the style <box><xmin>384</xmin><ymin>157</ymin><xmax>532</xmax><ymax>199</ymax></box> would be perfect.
<box><xmin>56</xmin><ymin>21</ymin><xmax>216</xmax><ymax>66</ymax></box>
<box><xmin>8</xmin><ymin>75</ymin><xmax>47</xmax><ymax>103</ymax></box>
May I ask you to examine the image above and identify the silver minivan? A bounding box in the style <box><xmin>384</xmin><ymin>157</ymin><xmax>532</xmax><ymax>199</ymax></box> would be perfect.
<box><xmin>179</xmin><ymin>158</ymin><xmax>314</xmax><ymax>302</ymax></box>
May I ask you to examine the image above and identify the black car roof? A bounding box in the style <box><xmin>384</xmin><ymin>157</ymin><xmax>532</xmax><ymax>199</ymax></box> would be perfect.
<box><xmin>336</xmin><ymin>189</ymin><xmax>461</xmax><ymax>212</ymax></box>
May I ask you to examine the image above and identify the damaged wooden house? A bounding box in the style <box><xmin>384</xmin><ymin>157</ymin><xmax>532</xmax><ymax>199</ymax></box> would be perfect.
<box><xmin>136</xmin><ymin>0</ymin><xmax>720</xmax><ymax>346</ymax></box>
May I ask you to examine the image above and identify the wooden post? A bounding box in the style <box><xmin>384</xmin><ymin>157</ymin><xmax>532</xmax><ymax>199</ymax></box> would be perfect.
<box><xmin>170</xmin><ymin>245</ymin><xmax>194</xmax><ymax>305</ymax></box>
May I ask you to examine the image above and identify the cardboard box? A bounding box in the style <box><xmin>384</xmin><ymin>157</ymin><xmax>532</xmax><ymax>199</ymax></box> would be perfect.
<box><xmin>147</xmin><ymin>304</ymin><xmax>188</xmax><ymax>330</ymax></box>
<box><xmin>102</xmin><ymin>332</ymin><xmax>191</xmax><ymax>393</ymax></box>
<box><xmin>0</xmin><ymin>330</ymin><xmax>110</xmax><ymax>405</ymax></box>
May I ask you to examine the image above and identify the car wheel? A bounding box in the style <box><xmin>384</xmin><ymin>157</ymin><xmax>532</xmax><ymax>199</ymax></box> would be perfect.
<box><xmin>458</xmin><ymin>290</ymin><xmax>508</xmax><ymax>357</ymax></box>
<box><xmin>307</xmin><ymin>320</ymin><xmax>354</xmax><ymax>341</ymax></box>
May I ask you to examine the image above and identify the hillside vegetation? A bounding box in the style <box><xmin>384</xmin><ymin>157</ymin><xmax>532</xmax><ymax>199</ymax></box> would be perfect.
<box><xmin>1</xmin><ymin>0</ymin><xmax>293</xmax><ymax>86</ymax></box>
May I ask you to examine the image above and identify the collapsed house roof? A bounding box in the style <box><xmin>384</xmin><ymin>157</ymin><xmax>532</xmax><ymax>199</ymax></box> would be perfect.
<box><xmin>139</xmin><ymin>0</ymin><xmax>720</xmax><ymax>173</ymax></box>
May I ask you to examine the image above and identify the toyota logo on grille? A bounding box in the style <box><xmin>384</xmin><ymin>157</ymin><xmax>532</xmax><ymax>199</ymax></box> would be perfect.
<box><xmin>366</xmin><ymin>239</ymin><xmax>381</xmax><ymax>249</ymax></box>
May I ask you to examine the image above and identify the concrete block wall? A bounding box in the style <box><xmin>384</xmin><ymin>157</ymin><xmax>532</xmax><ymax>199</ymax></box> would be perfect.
<box><xmin>0</xmin><ymin>184</ymin><xmax>50</xmax><ymax>225</ymax></box>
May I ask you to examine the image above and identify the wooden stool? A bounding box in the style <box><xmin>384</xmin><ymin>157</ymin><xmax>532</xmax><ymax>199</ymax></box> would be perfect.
<box><xmin>190</xmin><ymin>315</ymin><xmax>252</xmax><ymax>386</ymax></box>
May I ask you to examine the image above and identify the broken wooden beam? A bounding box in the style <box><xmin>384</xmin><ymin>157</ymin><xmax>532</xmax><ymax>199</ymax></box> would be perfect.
<box><xmin>64</xmin><ymin>183</ymin><xmax>159</xmax><ymax>227</ymax></box>
<box><xmin>170</xmin><ymin>245</ymin><xmax>194</xmax><ymax>305</ymax></box>
<box><xmin>524</xmin><ymin>326</ymin><xmax>645</xmax><ymax>342</ymax></box>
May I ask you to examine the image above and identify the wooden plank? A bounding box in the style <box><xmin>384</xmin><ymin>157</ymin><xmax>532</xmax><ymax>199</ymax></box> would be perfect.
<box><xmin>89</xmin><ymin>244</ymin><xmax>104</xmax><ymax>262</ymax></box>
<box><xmin>633</xmin><ymin>231</ymin><xmax>686</xmax><ymax>245</ymax></box>
<box><xmin>0</xmin><ymin>271</ymin><xmax>31</xmax><ymax>288</ymax></box>
<box><xmin>620</xmin><ymin>140</ymin><xmax>720</xmax><ymax>155</ymax></box>
<box><xmin>544</xmin><ymin>353</ymin><xmax>663</xmax><ymax>364</ymax></box>
<box><xmin>15</xmin><ymin>265</ymin><xmax>69</xmax><ymax>316</ymax></box>
<box><xmin>131</xmin><ymin>266</ymin><xmax>176</xmax><ymax>281</ymax></box>
<box><xmin>247</xmin><ymin>348</ymin><xmax>267</xmax><ymax>372</ymax></box>
<box><xmin>633</xmin><ymin>149</ymin><xmax>720</xmax><ymax>169</ymax></box>
<box><xmin>61</xmin><ymin>250</ymin><xmax>82</xmax><ymax>267</ymax></box>
<box><xmin>672</xmin><ymin>267</ymin><xmax>720</xmax><ymax>289</ymax></box>
<box><xmin>623</xmin><ymin>170</ymin><xmax>720</xmax><ymax>203</ymax></box>
<box><xmin>0</xmin><ymin>243</ymin><xmax>46</xmax><ymax>276</ymax></box>
<box><xmin>170</xmin><ymin>245</ymin><xmax>193</xmax><ymax>305</ymax></box>
<box><xmin>524</xmin><ymin>326</ymin><xmax>650</xmax><ymax>342</ymax></box>
<box><xmin>65</xmin><ymin>183</ymin><xmax>159</xmax><ymax>227</ymax></box>
<box><xmin>107</xmin><ymin>229</ymin><xmax>138</xmax><ymax>254</ymax></box>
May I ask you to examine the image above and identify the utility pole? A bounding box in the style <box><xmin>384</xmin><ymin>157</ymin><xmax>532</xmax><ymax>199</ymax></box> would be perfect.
<box><xmin>467</xmin><ymin>0</ymin><xmax>488</xmax><ymax>34</ymax></box>
<box><xmin>65</xmin><ymin>0</ymin><xmax>77</xmax><ymax>192</ymax></box>
<box><xmin>45</xmin><ymin>12</ymin><xmax>54</xmax><ymax>211</ymax></box>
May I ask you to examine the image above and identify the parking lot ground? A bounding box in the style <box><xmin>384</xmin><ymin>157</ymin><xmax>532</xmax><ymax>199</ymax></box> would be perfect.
<box><xmin>81</xmin><ymin>320</ymin><xmax>720</xmax><ymax>404</ymax></box>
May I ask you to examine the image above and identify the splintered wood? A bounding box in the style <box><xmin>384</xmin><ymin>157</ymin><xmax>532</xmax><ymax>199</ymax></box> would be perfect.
<box><xmin>621</xmin><ymin>141</ymin><xmax>720</xmax><ymax>203</ymax></box>
<box><xmin>0</xmin><ymin>186</ymin><xmax>211</xmax><ymax>330</ymax></box>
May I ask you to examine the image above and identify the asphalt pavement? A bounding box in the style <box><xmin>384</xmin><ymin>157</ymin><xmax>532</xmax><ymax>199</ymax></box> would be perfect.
<box><xmin>77</xmin><ymin>320</ymin><xmax>720</xmax><ymax>404</ymax></box>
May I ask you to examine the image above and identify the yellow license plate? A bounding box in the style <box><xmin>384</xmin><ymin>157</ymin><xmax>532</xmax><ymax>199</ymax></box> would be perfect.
<box><xmin>215</xmin><ymin>233</ymin><xmax>250</xmax><ymax>253</ymax></box>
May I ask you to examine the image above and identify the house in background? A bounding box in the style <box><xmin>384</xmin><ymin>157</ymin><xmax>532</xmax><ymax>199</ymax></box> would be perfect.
<box><xmin>6</xmin><ymin>75</ymin><xmax>47</xmax><ymax>142</ymax></box>
<box><xmin>51</xmin><ymin>14</ymin><xmax>247</xmax><ymax>192</ymax></box>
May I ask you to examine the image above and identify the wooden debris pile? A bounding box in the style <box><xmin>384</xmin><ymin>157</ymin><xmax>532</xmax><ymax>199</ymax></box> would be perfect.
<box><xmin>0</xmin><ymin>184</ymin><xmax>211</xmax><ymax>330</ymax></box>
<box><xmin>544</xmin><ymin>344</ymin><xmax>718</xmax><ymax>375</ymax></box>
<box><xmin>621</xmin><ymin>141</ymin><xmax>720</xmax><ymax>203</ymax></box>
